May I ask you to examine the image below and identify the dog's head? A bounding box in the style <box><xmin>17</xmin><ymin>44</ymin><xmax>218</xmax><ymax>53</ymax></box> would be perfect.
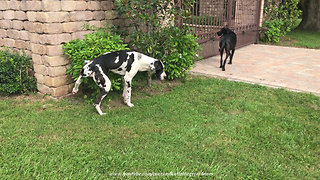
<box><xmin>217</xmin><ymin>27</ymin><xmax>232</xmax><ymax>36</ymax></box>
<box><xmin>80</xmin><ymin>60</ymin><xmax>94</xmax><ymax>77</ymax></box>
<box><xmin>151</xmin><ymin>60</ymin><xmax>166</xmax><ymax>80</ymax></box>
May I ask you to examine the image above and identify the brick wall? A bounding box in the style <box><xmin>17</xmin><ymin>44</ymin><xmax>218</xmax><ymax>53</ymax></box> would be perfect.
<box><xmin>0</xmin><ymin>0</ymin><xmax>127</xmax><ymax>97</ymax></box>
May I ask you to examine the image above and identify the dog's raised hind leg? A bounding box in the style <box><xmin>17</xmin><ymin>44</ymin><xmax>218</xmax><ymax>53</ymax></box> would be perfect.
<box><xmin>72</xmin><ymin>75</ymin><xmax>82</xmax><ymax>94</ymax></box>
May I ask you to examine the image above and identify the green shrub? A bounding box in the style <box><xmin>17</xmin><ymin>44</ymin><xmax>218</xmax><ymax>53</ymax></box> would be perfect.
<box><xmin>115</xmin><ymin>0</ymin><xmax>201</xmax><ymax>80</ymax></box>
<box><xmin>263</xmin><ymin>19</ymin><xmax>285</xmax><ymax>43</ymax></box>
<box><xmin>262</xmin><ymin>0</ymin><xmax>301</xmax><ymax>43</ymax></box>
<box><xmin>62</xmin><ymin>26</ymin><xmax>129</xmax><ymax>100</ymax></box>
<box><xmin>0</xmin><ymin>48</ymin><xmax>36</xmax><ymax>95</ymax></box>
<box><xmin>151</xmin><ymin>26</ymin><xmax>201</xmax><ymax>79</ymax></box>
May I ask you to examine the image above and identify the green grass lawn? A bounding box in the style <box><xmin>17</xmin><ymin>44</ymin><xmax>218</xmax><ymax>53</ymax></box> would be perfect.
<box><xmin>1</xmin><ymin>76</ymin><xmax>319</xmax><ymax>179</ymax></box>
<box><xmin>264</xmin><ymin>29</ymin><xmax>320</xmax><ymax>49</ymax></box>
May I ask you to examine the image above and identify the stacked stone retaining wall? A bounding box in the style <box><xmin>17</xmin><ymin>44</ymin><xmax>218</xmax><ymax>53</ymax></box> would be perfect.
<box><xmin>0</xmin><ymin>0</ymin><xmax>127</xmax><ymax>97</ymax></box>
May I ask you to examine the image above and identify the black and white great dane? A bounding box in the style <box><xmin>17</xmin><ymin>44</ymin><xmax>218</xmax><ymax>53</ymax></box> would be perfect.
<box><xmin>72</xmin><ymin>50</ymin><xmax>166</xmax><ymax>115</ymax></box>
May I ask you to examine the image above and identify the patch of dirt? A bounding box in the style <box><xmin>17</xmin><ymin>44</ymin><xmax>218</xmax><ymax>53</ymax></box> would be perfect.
<box><xmin>0</xmin><ymin>93</ymin><xmax>53</xmax><ymax>103</ymax></box>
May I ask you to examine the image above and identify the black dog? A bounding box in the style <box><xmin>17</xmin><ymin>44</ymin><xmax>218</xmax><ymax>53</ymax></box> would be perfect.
<box><xmin>217</xmin><ymin>27</ymin><xmax>237</xmax><ymax>71</ymax></box>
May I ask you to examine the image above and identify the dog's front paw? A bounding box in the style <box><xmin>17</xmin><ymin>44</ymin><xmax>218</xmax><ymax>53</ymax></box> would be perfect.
<box><xmin>127</xmin><ymin>103</ymin><xmax>134</xmax><ymax>107</ymax></box>
<box><xmin>72</xmin><ymin>88</ymin><xmax>78</xmax><ymax>94</ymax></box>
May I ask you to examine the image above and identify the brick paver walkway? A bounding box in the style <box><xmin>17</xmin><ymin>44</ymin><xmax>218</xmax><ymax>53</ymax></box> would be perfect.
<box><xmin>191</xmin><ymin>44</ymin><xmax>320</xmax><ymax>96</ymax></box>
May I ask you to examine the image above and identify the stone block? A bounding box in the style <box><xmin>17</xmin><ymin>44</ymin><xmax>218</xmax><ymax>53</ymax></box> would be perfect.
<box><xmin>42</xmin><ymin>0</ymin><xmax>61</xmax><ymax>12</ymax></box>
<box><xmin>87</xmin><ymin>1</ymin><xmax>101</xmax><ymax>10</ymax></box>
<box><xmin>88</xmin><ymin>21</ymin><xmax>104</xmax><ymax>28</ymax></box>
<box><xmin>37</xmin><ymin>83</ymin><xmax>52</xmax><ymax>95</ymax></box>
<box><xmin>0</xmin><ymin>29</ymin><xmax>6</xmax><ymax>38</ymax></box>
<box><xmin>61</xmin><ymin>1</ymin><xmax>87</xmax><ymax>11</ymax></box>
<box><xmin>0</xmin><ymin>20</ymin><xmax>12</xmax><ymax>29</ymax></box>
<box><xmin>15</xmin><ymin>40</ymin><xmax>30</xmax><ymax>50</ymax></box>
<box><xmin>34</xmin><ymin>64</ymin><xmax>48</xmax><ymax>76</ymax></box>
<box><xmin>12</xmin><ymin>20</ymin><xmax>24</xmax><ymax>30</ymax></box>
<box><xmin>0</xmin><ymin>1</ymin><xmax>9</xmax><ymax>10</ymax></box>
<box><xmin>52</xmin><ymin>84</ymin><xmax>71</xmax><ymax>97</ymax></box>
<box><xmin>41</xmin><ymin>34</ymin><xmax>72</xmax><ymax>45</ymax></box>
<box><xmin>45</xmin><ymin>75</ymin><xmax>70</xmax><ymax>87</ymax></box>
<box><xmin>24</xmin><ymin>50</ymin><xmax>32</xmax><ymax>57</ymax></box>
<box><xmin>101</xmin><ymin>1</ymin><xmax>114</xmax><ymax>11</ymax></box>
<box><xmin>31</xmin><ymin>43</ymin><xmax>47</xmax><ymax>55</ymax></box>
<box><xmin>29</xmin><ymin>33</ymin><xmax>41</xmax><ymax>44</ymax></box>
<box><xmin>3</xmin><ymin>38</ymin><xmax>15</xmax><ymax>47</ymax></box>
<box><xmin>32</xmin><ymin>54</ymin><xmax>43</xmax><ymax>65</ymax></box>
<box><xmin>21</xmin><ymin>1</ymin><xmax>42</xmax><ymax>11</ymax></box>
<box><xmin>71</xmin><ymin>31</ymin><xmax>90</xmax><ymax>40</ymax></box>
<box><xmin>105</xmin><ymin>11</ymin><xmax>118</xmax><ymax>20</ymax></box>
<box><xmin>26</xmin><ymin>12</ymin><xmax>41</xmax><ymax>22</ymax></box>
<box><xmin>46</xmin><ymin>45</ymin><xmax>64</xmax><ymax>56</ymax></box>
<box><xmin>35</xmin><ymin>73</ymin><xmax>45</xmax><ymax>84</ymax></box>
<box><xmin>8</xmin><ymin>0</ymin><xmax>21</xmax><ymax>10</ymax></box>
<box><xmin>93</xmin><ymin>11</ymin><xmax>105</xmax><ymax>20</ymax></box>
<box><xmin>62</xmin><ymin>21</ymin><xmax>85</xmax><ymax>33</ymax></box>
<box><xmin>42</xmin><ymin>12</ymin><xmax>70</xmax><ymax>23</ymax></box>
<box><xmin>70</xmin><ymin>11</ymin><xmax>93</xmax><ymax>21</ymax></box>
<box><xmin>24</xmin><ymin>22</ymin><xmax>44</xmax><ymax>33</ymax></box>
<box><xmin>48</xmin><ymin>66</ymin><xmax>67</xmax><ymax>77</ymax></box>
<box><xmin>43</xmin><ymin>55</ymin><xmax>69</xmax><ymax>67</ymax></box>
<box><xmin>14</xmin><ymin>11</ymin><xmax>27</xmax><ymax>20</ymax></box>
<box><xmin>6</xmin><ymin>29</ymin><xmax>19</xmax><ymax>38</ymax></box>
<box><xmin>19</xmin><ymin>31</ymin><xmax>30</xmax><ymax>41</ymax></box>
<box><xmin>43</xmin><ymin>23</ymin><xmax>64</xmax><ymax>34</ymax></box>
<box><xmin>3</xmin><ymin>10</ymin><xmax>15</xmax><ymax>20</ymax></box>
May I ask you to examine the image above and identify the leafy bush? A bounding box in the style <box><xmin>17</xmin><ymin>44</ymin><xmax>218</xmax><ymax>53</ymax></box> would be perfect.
<box><xmin>262</xmin><ymin>0</ymin><xmax>301</xmax><ymax>43</ymax></box>
<box><xmin>63</xmin><ymin>26</ymin><xmax>128</xmax><ymax>99</ymax></box>
<box><xmin>0</xmin><ymin>48</ymin><xmax>36</xmax><ymax>95</ymax></box>
<box><xmin>115</xmin><ymin>0</ymin><xmax>201</xmax><ymax>80</ymax></box>
<box><xmin>148</xmin><ymin>26</ymin><xmax>201</xmax><ymax>79</ymax></box>
<box><xmin>263</xmin><ymin>19</ymin><xmax>285</xmax><ymax>43</ymax></box>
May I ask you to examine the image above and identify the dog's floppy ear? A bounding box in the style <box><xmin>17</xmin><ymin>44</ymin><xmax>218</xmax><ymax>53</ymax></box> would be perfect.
<box><xmin>154</xmin><ymin>60</ymin><xmax>163</xmax><ymax>71</ymax></box>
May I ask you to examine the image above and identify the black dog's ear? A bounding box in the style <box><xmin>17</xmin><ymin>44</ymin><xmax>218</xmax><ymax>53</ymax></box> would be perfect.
<box><xmin>154</xmin><ymin>60</ymin><xmax>163</xmax><ymax>71</ymax></box>
<box><xmin>88</xmin><ymin>62</ymin><xmax>96</xmax><ymax>72</ymax></box>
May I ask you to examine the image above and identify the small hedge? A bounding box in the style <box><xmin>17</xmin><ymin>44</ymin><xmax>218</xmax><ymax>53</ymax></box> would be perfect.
<box><xmin>62</xmin><ymin>26</ymin><xmax>128</xmax><ymax>100</ymax></box>
<box><xmin>0</xmin><ymin>48</ymin><xmax>37</xmax><ymax>95</ymax></box>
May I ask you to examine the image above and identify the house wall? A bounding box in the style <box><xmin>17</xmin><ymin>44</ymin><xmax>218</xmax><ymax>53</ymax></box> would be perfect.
<box><xmin>0</xmin><ymin>0</ymin><xmax>127</xmax><ymax>97</ymax></box>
